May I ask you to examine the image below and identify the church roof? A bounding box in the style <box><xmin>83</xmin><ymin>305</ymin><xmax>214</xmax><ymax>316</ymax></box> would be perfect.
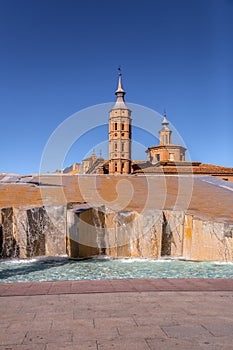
<box><xmin>146</xmin><ymin>144</ymin><xmax>187</xmax><ymax>151</ymax></box>
<box><xmin>132</xmin><ymin>161</ymin><xmax>233</xmax><ymax>176</ymax></box>
<box><xmin>111</xmin><ymin>101</ymin><xmax>129</xmax><ymax>110</ymax></box>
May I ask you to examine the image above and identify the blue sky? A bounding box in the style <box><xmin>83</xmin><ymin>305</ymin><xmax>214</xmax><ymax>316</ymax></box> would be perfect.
<box><xmin>0</xmin><ymin>0</ymin><xmax>232</xmax><ymax>174</ymax></box>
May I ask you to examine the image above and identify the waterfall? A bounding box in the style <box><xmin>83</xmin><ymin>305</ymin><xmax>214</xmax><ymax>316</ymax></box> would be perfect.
<box><xmin>92</xmin><ymin>206</ymin><xmax>106</xmax><ymax>255</ymax></box>
<box><xmin>0</xmin><ymin>206</ymin><xmax>66</xmax><ymax>259</ymax></box>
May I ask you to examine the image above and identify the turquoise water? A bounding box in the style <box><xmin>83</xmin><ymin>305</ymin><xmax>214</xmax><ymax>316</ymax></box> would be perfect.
<box><xmin>0</xmin><ymin>257</ymin><xmax>233</xmax><ymax>283</ymax></box>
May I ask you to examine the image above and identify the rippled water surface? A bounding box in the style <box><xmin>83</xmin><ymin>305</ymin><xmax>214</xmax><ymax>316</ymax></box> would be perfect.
<box><xmin>0</xmin><ymin>257</ymin><xmax>233</xmax><ymax>283</ymax></box>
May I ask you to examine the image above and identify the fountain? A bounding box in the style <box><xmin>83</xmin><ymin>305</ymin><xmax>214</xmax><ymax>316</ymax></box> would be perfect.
<box><xmin>0</xmin><ymin>202</ymin><xmax>233</xmax><ymax>261</ymax></box>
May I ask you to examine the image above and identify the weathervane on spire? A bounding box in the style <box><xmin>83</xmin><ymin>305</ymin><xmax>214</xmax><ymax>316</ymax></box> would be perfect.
<box><xmin>118</xmin><ymin>65</ymin><xmax>122</xmax><ymax>76</ymax></box>
<box><xmin>162</xmin><ymin>109</ymin><xmax>169</xmax><ymax>130</ymax></box>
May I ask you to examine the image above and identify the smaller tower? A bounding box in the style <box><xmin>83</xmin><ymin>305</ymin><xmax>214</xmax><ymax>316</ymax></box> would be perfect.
<box><xmin>146</xmin><ymin>111</ymin><xmax>186</xmax><ymax>163</ymax></box>
<box><xmin>159</xmin><ymin>111</ymin><xmax>172</xmax><ymax>145</ymax></box>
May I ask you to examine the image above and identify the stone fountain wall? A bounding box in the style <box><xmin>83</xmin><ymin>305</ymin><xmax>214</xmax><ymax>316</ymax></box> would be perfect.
<box><xmin>66</xmin><ymin>207</ymin><xmax>164</xmax><ymax>258</ymax></box>
<box><xmin>0</xmin><ymin>206</ymin><xmax>66</xmax><ymax>259</ymax></box>
<box><xmin>183</xmin><ymin>216</ymin><xmax>233</xmax><ymax>262</ymax></box>
<box><xmin>0</xmin><ymin>203</ymin><xmax>233</xmax><ymax>261</ymax></box>
<box><xmin>66</xmin><ymin>206</ymin><xmax>233</xmax><ymax>262</ymax></box>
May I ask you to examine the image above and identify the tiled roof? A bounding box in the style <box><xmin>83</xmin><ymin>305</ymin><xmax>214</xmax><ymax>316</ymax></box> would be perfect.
<box><xmin>133</xmin><ymin>162</ymin><xmax>233</xmax><ymax>175</ymax></box>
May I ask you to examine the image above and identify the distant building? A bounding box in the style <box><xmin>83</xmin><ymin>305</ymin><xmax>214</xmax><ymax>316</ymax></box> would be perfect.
<box><xmin>63</xmin><ymin>163</ymin><xmax>81</xmax><ymax>174</ymax></box>
<box><xmin>63</xmin><ymin>71</ymin><xmax>233</xmax><ymax>181</ymax></box>
<box><xmin>81</xmin><ymin>152</ymin><xmax>105</xmax><ymax>174</ymax></box>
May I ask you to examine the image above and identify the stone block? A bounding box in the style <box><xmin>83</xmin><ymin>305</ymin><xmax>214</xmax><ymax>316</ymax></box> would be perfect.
<box><xmin>104</xmin><ymin>209</ymin><xmax>163</xmax><ymax>258</ymax></box>
<box><xmin>1</xmin><ymin>207</ymin><xmax>19</xmax><ymax>258</ymax></box>
<box><xmin>66</xmin><ymin>207</ymin><xmax>100</xmax><ymax>258</ymax></box>
<box><xmin>1</xmin><ymin>205</ymin><xmax>66</xmax><ymax>259</ymax></box>
<box><xmin>44</xmin><ymin>206</ymin><xmax>66</xmax><ymax>256</ymax></box>
<box><xmin>14</xmin><ymin>208</ymin><xmax>29</xmax><ymax>258</ymax></box>
<box><xmin>162</xmin><ymin>210</ymin><xmax>184</xmax><ymax>257</ymax></box>
<box><xmin>182</xmin><ymin>216</ymin><xmax>233</xmax><ymax>262</ymax></box>
<box><xmin>68</xmin><ymin>206</ymin><xmax>163</xmax><ymax>259</ymax></box>
<box><xmin>191</xmin><ymin>219</ymin><xmax>224</xmax><ymax>261</ymax></box>
<box><xmin>183</xmin><ymin>214</ymin><xmax>193</xmax><ymax>259</ymax></box>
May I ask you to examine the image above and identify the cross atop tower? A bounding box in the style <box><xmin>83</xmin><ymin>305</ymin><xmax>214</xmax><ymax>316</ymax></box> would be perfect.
<box><xmin>162</xmin><ymin>111</ymin><xmax>170</xmax><ymax>130</ymax></box>
<box><xmin>115</xmin><ymin>67</ymin><xmax>126</xmax><ymax>98</ymax></box>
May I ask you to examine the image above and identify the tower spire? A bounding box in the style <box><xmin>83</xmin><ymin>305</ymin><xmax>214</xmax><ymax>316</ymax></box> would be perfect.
<box><xmin>115</xmin><ymin>66</ymin><xmax>126</xmax><ymax>99</ymax></box>
<box><xmin>162</xmin><ymin>110</ymin><xmax>169</xmax><ymax>130</ymax></box>
<box><xmin>159</xmin><ymin>110</ymin><xmax>172</xmax><ymax>145</ymax></box>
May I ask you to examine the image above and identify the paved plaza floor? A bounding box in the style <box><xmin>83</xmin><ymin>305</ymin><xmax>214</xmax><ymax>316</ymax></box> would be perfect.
<box><xmin>1</xmin><ymin>279</ymin><xmax>233</xmax><ymax>349</ymax></box>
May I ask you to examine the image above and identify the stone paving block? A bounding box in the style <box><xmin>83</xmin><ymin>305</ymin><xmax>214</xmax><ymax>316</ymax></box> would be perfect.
<box><xmin>8</xmin><ymin>320</ymin><xmax>53</xmax><ymax>332</ymax></box>
<box><xmin>0</xmin><ymin>312</ymin><xmax>36</xmax><ymax>323</ymax></box>
<box><xmin>72</xmin><ymin>299</ymin><xmax>118</xmax><ymax>311</ymax></box>
<box><xmin>156</xmin><ymin>304</ymin><xmax>189</xmax><ymax>315</ymax></box>
<box><xmin>72</xmin><ymin>327</ymin><xmax>119</xmax><ymax>341</ymax></box>
<box><xmin>109</xmin><ymin>280</ymin><xmax>137</xmax><ymax>292</ymax></box>
<box><xmin>161</xmin><ymin>324</ymin><xmax>212</xmax><ymax>339</ymax></box>
<box><xmin>198</xmin><ymin>336</ymin><xmax>233</xmax><ymax>349</ymax></box>
<box><xmin>130</xmin><ymin>280</ymin><xmax>160</xmax><ymax>292</ymax></box>
<box><xmin>134</xmin><ymin>315</ymin><xmax>179</xmax><ymax>327</ymax></box>
<box><xmin>186</xmin><ymin>303</ymin><xmax>233</xmax><ymax>317</ymax></box>
<box><xmin>117</xmin><ymin>325</ymin><xmax>165</xmax><ymax>339</ymax></box>
<box><xmin>94</xmin><ymin>317</ymin><xmax>137</xmax><ymax>329</ymax></box>
<box><xmin>201</xmin><ymin>321</ymin><xmax>233</xmax><ymax>337</ymax></box>
<box><xmin>0</xmin><ymin>322</ymin><xmax>9</xmax><ymax>331</ymax></box>
<box><xmin>0</xmin><ymin>332</ymin><xmax>27</xmax><ymax>346</ymax></box>
<box><xmin>71</xmin><ymin>281</ymin><xmax>114</xmax><ymax>294</ymax></box>
<box><xmin>51</xmin><ymin>318</ymin><xmax>94</xmax><ymax>330</ymax></box>
<box><xmin>0</xmin><ymin>284</ymin><xmax>10</xmax><ymax>293</ymax></box>
<box><xmin>0</xmin><ymin>344</ymin><xmax>46</xmax><ymax>350</ymax></box>
<box><xmin>45</xmin><ymin>341</ymin><xmax>97</xmax><ymax>350</ymax></box>
<box><xmin>35</xmin><ymin>312</ymin><xmax>73</xmax><ymax>321</ymax></box>
<box><xmin>23</xmin><ymin>330</ymin><xmax>73</xmax><ymax>344</ymax></box>
<box><xmin>20</xmin><ymin>305</ymin><xmax>55</xmax><ymax>313</ymax></box>
<box><xmin>146</xmin><ymin>337</ymin><xmax>202</xmax><ymax>350</ymax></box>
<box><xmin>97</xmin><ymin>338</ymin><xmax>150</xmax><ymax>350</ymax></box>
<box><xmin>73</xmin><ymin>308</ymin><xmax>131</xmax><ymax>319</ymax></box>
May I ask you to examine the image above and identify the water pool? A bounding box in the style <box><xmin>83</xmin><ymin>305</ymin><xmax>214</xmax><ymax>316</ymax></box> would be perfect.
<box><xmin>0</xmin><ymin>257</ymin><xmax>233</xmax><ymax>283</ymax></box>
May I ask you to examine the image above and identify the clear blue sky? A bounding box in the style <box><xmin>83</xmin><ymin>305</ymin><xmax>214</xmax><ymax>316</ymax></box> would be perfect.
<box><xmin>0</xmin><ymin>0</ymin><xmax>232</xmax><ymax>174</ymax></box>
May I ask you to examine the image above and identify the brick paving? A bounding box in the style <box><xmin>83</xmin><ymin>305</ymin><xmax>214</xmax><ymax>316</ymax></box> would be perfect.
<box><xmin>1</xmin><ymin>279</ymin><xmax>233</xmax><ymax>349</ymax></box>
<box><xmin>1</xmin><ymin>278</ymin><xmax>233</xmax><ymax>297</ymax></box>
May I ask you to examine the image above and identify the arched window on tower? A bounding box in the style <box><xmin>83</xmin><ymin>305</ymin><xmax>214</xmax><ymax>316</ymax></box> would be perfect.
<box><xmin>121</xmin><ymin>123</ymin><xmax>124</xmax><ymax>131</ymax></box>
<box><xmin>114</xmin><ymin>122</ymin><xmax>117</xmax><ymax>131</ymax></box>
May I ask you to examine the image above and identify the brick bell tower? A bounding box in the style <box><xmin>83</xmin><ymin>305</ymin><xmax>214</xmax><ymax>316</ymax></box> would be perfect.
<box><xmin>108</xmin><ymin>69</ymin><xmax>132</xmax><ymax>174</ymax></box>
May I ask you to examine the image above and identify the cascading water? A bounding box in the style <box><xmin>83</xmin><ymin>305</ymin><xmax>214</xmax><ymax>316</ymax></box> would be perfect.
<box><xmin>0</xmin><ymin>205</ymin><xmax>66</xmax><ymax>259</ymax></box>
<box><xmin>26</xmin><ymin>207</ymin><xmax>46</xmax><ymax>258</ymax></box>
<box><xmin>92</xmin><ymin>206</ymin><xmax>106</xmax><ymax>255</ymax></box>
<box><xmin>1</xmin><ymin>208</ymin><xmax>19</xmax><ymax>258</ymax></box>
